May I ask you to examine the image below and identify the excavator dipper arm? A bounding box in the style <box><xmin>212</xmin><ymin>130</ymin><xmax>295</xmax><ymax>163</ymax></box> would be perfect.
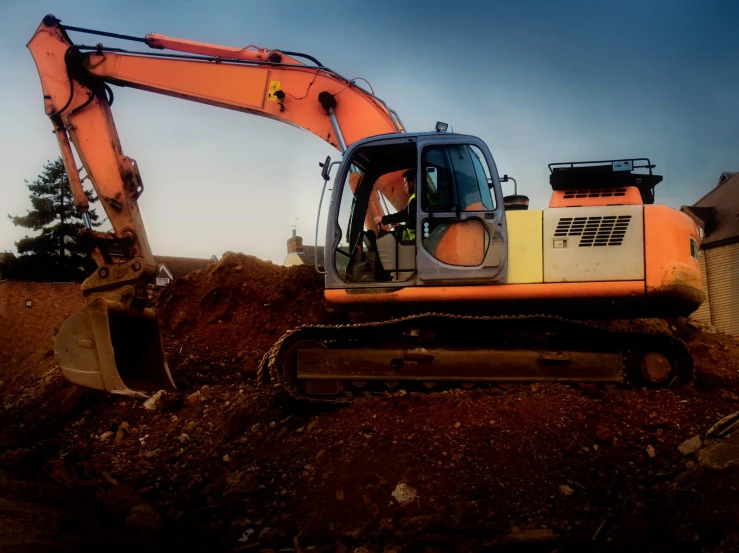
<box><xmin>26</xmin><ymin>15</ymin><xmax>404</xmax><ymax>396</ymax></box>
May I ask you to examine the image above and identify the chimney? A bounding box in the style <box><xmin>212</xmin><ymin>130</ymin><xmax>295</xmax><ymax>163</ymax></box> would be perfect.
<box><xmin>287</xmin><ymin>235</ymin><xmax>304</xmax><ymax>254</ymax></box>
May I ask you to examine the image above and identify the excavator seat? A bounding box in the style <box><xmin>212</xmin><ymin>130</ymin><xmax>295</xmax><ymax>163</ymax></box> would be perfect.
<box><xmin>376</xmin><ymin>231</ymin><xmax>415</xmax><ymax>282</ymax></box>
<box><xmin>54</xmin><ymin>296</ymin><xmax>176</xmax><ymax>397</ymax></box>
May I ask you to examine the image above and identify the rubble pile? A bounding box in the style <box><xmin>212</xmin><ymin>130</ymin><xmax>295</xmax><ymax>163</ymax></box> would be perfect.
<box><xmin>0</xmin><ymin>254</ymin><xmax>738</xmax><ymax>552</ymax></box>
<box><xmin>156</xmin><ymin>254</ymin><xmax>330</xmax><ymax>377</ymax></box>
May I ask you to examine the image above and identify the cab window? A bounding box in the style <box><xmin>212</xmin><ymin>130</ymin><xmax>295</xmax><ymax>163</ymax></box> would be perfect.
<box><xmin>422</xmin><ymin>144</ymin><xmax>495</xmax><ymax>212</ymax></box>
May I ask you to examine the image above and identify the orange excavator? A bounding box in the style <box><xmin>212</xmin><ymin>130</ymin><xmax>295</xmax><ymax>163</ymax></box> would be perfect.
<box><xmin>27</xmin><ymin>15</ymin><xmax>706</xmax><ymax>400</ymax></box>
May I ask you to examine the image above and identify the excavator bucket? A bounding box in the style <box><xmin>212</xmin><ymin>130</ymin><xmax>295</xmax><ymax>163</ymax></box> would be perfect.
<box><xmin>54</xmin><ymin>296</ymin><xmax>176</xmax><ymax>397</ymax></box>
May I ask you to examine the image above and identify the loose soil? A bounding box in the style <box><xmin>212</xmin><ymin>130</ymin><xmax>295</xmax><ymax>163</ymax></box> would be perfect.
<box><xmin>1</xmin><ymin>253</ymin><xmax>738</xmax><ymax>552</ymax></box>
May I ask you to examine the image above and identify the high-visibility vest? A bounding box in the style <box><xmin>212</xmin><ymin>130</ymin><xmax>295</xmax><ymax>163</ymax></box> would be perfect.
<box><xmin>402</xmin><ymin>193</ymin><xmax>416</xmax><ymax>241</ymax></box>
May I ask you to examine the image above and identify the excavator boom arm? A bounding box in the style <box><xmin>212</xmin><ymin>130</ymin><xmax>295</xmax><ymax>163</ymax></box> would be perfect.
<box><xmin>82</xmin><ymin>49</ymin><xmax>398</xmax><ymax>147</ymax></box>
<box><xmin>26</xmin><ymin>15</ymin><xmax>404</xmax><ymax>396</ymax></box>
<box><xmin>27</xmin><ymin>15</ymin><xmax>404</xmax><ymax>277</ymax></box>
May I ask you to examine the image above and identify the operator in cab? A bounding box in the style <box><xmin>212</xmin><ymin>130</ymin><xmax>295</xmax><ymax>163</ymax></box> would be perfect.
<box><xmin>374</xmin><ymin>169</ymin><xmax>416</xmax><ymax>241</ymax></box>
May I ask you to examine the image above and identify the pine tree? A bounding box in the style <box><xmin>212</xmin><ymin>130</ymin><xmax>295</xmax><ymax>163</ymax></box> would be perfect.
<box><xmin>7</xmin><ymin>158</ymin><xmax>100</xmax><ymax>282</ymax></box>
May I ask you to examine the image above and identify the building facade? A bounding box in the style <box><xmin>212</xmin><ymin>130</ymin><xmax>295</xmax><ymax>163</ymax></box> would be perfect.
<box><xmin>284</xmin><ymin>234</ymin><xmax>324</xmax><ymax>269</ymax></box>
<box><xmin>682</xmin><ymin>172</ymin><xmax>739</xmax><ymax>337</ymax></box>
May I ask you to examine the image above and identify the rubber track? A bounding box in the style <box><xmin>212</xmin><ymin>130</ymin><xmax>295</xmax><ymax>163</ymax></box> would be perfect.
<box><xmin>258</xmin><ymin>313</ymin><xmax>693</xmax><ymax>403</ymax></box>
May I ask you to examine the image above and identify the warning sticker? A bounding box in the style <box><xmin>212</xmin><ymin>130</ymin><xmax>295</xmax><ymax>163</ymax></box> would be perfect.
<box><xmin>612</xmin><ymin>160</ymin><xmax>633</xmax><ymax>172</ymax></box>
<box><xmin>267</xmin><ymin>80</ymin><xmax>281</xmax><ymax>101</ymax></box>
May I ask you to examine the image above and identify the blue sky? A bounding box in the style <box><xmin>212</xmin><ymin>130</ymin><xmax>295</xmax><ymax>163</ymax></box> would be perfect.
<box><xmin>1</xmin><ymin>0</ymin><xmax>737</xmax><ymax>264</ymax></box>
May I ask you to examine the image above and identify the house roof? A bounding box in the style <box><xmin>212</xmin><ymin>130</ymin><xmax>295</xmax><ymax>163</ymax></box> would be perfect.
<box><xmin>683</xmin><ymin>172</ymin><xmax>739</xmax><ymax>248</ymax></box>
<box><xmin>157</xmin><ymin>264</ymin><xmax>174</xmax><ymax>279</ymax></box>
<box><xmin>153</xmin><ymin>256</ymin><xmax>214</xmax><ymax>279</ymax></box>
<box><xmin>717</xmin><ymin>172</ymin><xmax>735</xmax><ymax>187</ymax></box>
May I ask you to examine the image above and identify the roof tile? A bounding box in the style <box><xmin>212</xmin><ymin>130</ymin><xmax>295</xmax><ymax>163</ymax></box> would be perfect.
<box><xmin>686</xmin><ymin>173</ymin><xmax>739</xmax><ymax>247</ymax></box>
<box><xmin>154</xmin><ymin>256</ymin><xmax>214</xmax><ymax>279</ymax></box>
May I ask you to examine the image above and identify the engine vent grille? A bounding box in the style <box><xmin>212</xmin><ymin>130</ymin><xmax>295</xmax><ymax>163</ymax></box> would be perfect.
<box><xmin>554</xmin><ymin>215</ymin><xmax>631</xmax><ymax>247</ymax></box>
<box><xmin>562</xmin><ymin>188</ymin><xmax>628</xmax><ymax>199</ymax></box>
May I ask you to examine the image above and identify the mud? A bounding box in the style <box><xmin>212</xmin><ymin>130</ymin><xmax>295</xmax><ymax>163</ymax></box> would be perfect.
<box><xmin>1</xmin><ymin>253</ymin><xmax>738</xmax><ymax>552</ymax></box>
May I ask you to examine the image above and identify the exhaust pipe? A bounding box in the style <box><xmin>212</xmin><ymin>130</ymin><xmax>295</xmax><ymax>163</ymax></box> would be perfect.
<box><xmin>54</xmin><ymin>296</ymin><xmax>176</xmax><ymax>397</ymax></box>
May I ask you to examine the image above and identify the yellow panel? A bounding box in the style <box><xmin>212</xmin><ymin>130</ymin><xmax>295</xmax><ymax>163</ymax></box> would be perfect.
<box><xmin>267</xmin><ymin>80</ymin><xmax>281</xmax><ymax>101</ymax></box>
<box><xmin>506</xmin><ymin>210</ymin><xmax>543</xmax><ymax>284</ymax></box>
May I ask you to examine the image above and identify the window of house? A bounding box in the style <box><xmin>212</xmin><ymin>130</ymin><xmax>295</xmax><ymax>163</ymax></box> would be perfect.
<box><xmin>156</xmin><ymin>277</ymin><xmax>170</xmax><ymax>286</ymax></box>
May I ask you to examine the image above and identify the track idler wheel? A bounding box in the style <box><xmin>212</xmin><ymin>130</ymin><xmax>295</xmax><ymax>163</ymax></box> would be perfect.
<box><xmin>627</xmin><ymin>349</ymin><xmax>683</xmax><ymax>387</ymax></box>
<box><xmin>641</xmin><ymin>352</ymin><xmax>673</xmax><ymax>385</ymax></box>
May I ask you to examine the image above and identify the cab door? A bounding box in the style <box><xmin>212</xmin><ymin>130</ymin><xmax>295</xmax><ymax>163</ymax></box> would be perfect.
<box><xmin>415</xmin><ymin>137</ymin><xmax>508</xmax><ymax>283</ymax></box>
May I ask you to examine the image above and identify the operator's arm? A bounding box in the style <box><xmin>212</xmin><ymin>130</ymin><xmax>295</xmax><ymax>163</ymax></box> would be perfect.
<box><xmin>382</xmin><ymin>210</ymin><xmax>408</xmax><ymax>225</ymax></box>
<box><xmin>381</xmin><ymin>197</ymin><xmax>416</xmax><ymax>225</ymax></box>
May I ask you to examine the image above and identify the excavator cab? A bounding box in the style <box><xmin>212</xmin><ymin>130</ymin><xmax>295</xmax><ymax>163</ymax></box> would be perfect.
<box><xmin>326</xmin><ymin>133</ymin><xmax>509</xmax><ymax>290</ymax></box>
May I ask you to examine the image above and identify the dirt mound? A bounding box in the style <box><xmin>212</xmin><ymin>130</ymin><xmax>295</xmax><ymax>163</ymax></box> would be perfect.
<box><xmin>156</xmin><ymin>253</ymin><xmax>330</xmax><ymax>382</ymax></box>
<box><xmin>2</xmin><ymin>366</ymin><xmax>738</xmax><ymax>552</ymax></box>
<box><xmin>1</xmin><ymin>255</ymin><xmax>739</xmax><ymax>552</ymax></box>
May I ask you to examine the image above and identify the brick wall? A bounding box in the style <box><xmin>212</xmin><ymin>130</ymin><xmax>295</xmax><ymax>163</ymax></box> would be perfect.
<box><xmin>0</xmin><ymin>280</ymin><xmax>84</xmax><ymax>363</ymax></box>
<box><xmin>287</xmin><ymin>235</ymin><xmax>304</xmax><ymax>254</ymax></box>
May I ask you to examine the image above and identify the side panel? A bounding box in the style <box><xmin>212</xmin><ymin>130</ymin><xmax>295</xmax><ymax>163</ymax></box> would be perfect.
<box><xmin>644</xmin><ymin>205</ymin><xmax>705</xmax><ymax>308</ymax></box>
<box><xmin>325</xmin><ymin>280</ymin><xmax>644</xmax><ymax>304</ymax></box>
<box><xmin>506</xmin><ymin>210</ymin><xmax>544</xmax><ymax>284</ymax></box>
<box><xmin>543</xmin><ymin>205</ymin><xmax>644</xmax><ymax>282</ymax></box>
<box><xmin>548</xmin><ymin>186</ymin><xmax>643</xmax><ymax>208</ymax></box>
<box><xmin>704</xmin><ymin>243</ymin><xmax>739</xmax><ymax>337</ymax></box>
